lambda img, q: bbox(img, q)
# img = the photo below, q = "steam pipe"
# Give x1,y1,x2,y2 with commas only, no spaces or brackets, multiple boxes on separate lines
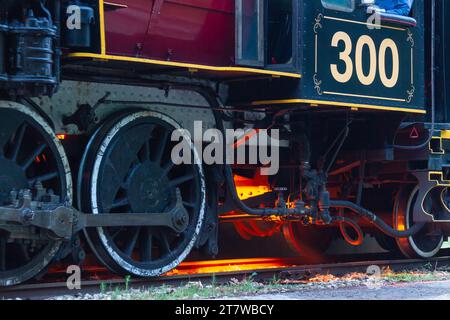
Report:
223,164,307,216
204,89,308,217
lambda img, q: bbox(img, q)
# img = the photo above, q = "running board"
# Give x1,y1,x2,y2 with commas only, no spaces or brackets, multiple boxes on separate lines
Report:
0,189,189,240
413,171,450,223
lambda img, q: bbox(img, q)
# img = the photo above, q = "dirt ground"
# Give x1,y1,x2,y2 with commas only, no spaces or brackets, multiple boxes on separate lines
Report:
231,280,450,300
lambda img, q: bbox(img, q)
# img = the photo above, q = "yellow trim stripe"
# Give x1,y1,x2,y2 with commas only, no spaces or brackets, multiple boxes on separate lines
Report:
251,99,426,114
76,2,300,79
323,15,406,31
66,53,302,78
323,91,406,102
441,130,450,140
429,171,450,187
99,0,106,55
429,135,445,155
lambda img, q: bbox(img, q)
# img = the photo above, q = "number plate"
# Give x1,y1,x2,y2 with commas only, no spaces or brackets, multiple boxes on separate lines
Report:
304,12,422,111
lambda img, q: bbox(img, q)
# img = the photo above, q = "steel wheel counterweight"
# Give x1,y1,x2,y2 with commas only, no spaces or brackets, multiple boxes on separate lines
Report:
0,102,72,287
79,111,206,277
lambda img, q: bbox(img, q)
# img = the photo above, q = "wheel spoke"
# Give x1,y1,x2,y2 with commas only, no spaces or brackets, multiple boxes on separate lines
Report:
154,130,169,165
19,244,30,262
140,228,153,262
10,123,27,162
124,227,141,257
0,117,23,154
140,140,150,163
110,197,129,210
168,174,194,188
183,201,196,208
28,171,58,185
99,162,134,211
100,128,153,208
160,161,175,179
21,143,47,171
159,232,171,254
110,227,124,240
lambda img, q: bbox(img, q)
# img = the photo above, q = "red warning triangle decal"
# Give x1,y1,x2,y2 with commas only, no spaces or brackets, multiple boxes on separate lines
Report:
410,127,419,139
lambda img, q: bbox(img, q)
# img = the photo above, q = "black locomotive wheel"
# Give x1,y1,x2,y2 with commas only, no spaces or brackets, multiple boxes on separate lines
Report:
282,223,333,259
79,111,206,277
394,186,444,258
0,101,72,286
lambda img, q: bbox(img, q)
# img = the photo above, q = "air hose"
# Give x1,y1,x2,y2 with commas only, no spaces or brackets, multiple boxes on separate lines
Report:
329,200,425,238
334,216,364,246
224,164,307,216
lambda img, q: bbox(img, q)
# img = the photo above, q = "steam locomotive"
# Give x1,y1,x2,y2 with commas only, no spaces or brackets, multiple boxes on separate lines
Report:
0,0,448,286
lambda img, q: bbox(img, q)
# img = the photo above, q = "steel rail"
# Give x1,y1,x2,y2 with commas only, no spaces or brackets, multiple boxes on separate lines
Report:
1,255,450,300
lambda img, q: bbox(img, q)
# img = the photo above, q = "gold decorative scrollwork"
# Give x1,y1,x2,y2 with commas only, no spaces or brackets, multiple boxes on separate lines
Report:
406,84,415,103
313,74,323,95
407,29,414,48
314,13,323,34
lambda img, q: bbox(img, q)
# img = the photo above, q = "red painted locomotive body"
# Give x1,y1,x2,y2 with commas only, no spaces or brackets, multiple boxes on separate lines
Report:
104,0,235,66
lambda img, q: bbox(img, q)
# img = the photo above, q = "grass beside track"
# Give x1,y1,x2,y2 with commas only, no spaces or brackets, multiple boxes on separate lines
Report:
51,266,450,300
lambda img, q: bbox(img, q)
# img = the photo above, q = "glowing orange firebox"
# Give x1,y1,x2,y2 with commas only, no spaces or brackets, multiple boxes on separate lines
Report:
234,173,272,201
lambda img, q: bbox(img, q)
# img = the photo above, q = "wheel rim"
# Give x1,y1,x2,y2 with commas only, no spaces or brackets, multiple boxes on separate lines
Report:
80,111,205,277
0,101,71,286
395,186,444,258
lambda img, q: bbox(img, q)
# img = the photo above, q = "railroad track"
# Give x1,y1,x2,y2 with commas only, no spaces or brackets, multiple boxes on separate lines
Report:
1,255,450,300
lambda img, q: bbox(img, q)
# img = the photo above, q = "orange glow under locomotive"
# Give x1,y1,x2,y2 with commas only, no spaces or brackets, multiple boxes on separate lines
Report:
233,173,271,201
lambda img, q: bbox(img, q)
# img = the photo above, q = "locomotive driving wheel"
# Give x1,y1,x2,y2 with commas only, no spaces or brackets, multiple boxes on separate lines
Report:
394,186,444,258
282,223,333,259
79,111,206,277
0,101,72,286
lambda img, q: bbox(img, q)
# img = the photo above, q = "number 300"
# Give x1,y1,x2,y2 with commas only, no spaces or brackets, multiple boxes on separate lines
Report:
330,31,399,88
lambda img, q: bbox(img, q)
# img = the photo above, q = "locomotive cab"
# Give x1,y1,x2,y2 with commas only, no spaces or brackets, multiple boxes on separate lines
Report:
63,0,426,116
230,0,426,115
